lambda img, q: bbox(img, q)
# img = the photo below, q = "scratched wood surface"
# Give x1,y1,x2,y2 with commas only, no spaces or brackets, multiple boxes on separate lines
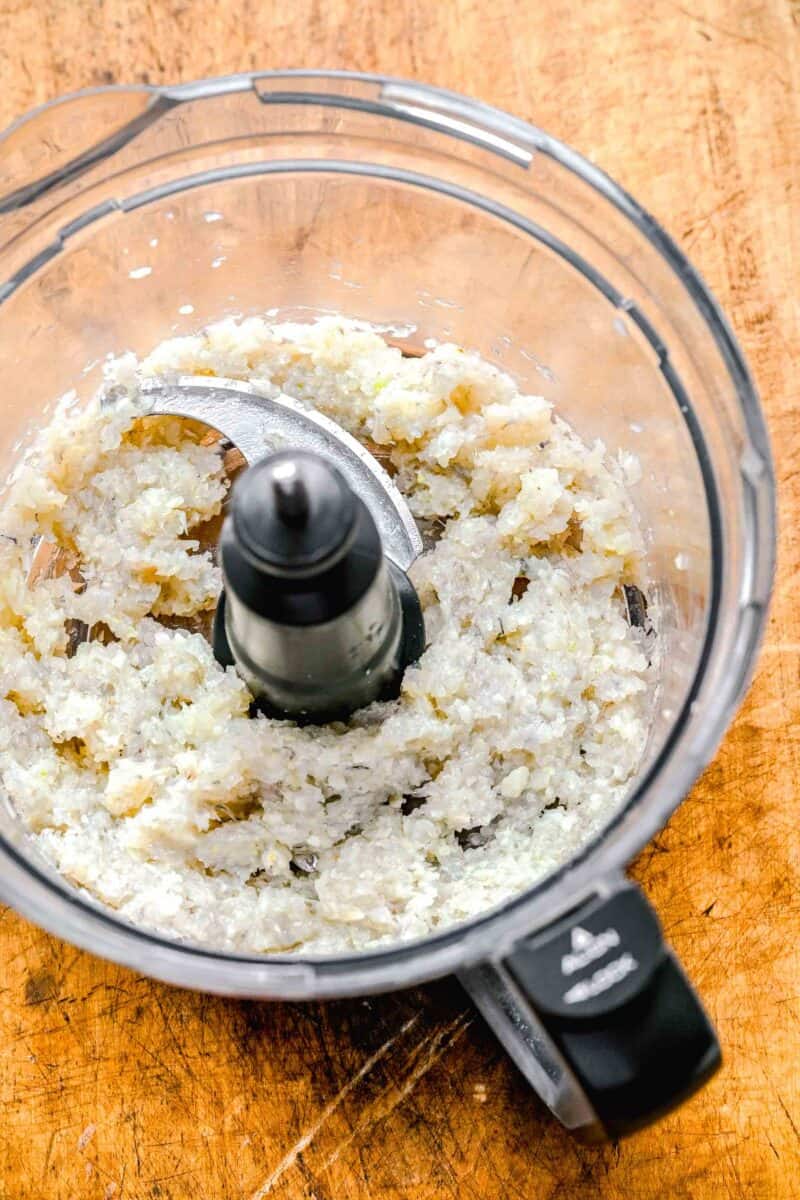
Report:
0,1,798,1197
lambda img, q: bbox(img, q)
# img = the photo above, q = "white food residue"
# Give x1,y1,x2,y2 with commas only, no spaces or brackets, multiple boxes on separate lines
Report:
0,317,653,955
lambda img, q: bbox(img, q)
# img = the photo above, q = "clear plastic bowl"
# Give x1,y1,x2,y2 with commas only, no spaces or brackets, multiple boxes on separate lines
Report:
0,71,776,1134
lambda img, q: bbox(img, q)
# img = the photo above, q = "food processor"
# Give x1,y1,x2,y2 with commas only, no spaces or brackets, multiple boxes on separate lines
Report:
0,70,776,1137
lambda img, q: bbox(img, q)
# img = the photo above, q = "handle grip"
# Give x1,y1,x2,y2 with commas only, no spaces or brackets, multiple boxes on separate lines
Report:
460,877,720,1137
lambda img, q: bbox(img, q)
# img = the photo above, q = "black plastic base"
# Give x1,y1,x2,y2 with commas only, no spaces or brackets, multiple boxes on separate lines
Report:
211,590,235,669
387,558,427,672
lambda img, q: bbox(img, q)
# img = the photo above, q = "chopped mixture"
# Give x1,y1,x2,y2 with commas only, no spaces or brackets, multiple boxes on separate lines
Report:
0,317,653,954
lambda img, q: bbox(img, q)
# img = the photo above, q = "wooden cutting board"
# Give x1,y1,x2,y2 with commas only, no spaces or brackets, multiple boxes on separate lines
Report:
0,2,797,1197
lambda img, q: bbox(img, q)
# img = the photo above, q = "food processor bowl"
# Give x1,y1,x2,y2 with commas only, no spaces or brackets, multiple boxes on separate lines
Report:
0,72,775,1136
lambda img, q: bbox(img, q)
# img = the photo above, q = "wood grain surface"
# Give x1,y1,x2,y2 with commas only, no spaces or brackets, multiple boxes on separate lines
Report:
0,2,798,1197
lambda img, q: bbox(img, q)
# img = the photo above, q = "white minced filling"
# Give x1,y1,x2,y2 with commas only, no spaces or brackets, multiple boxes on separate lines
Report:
0,317,652,954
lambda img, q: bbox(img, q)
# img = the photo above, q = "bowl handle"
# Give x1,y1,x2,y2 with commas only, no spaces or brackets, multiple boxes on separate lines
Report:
458,875,720,1138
